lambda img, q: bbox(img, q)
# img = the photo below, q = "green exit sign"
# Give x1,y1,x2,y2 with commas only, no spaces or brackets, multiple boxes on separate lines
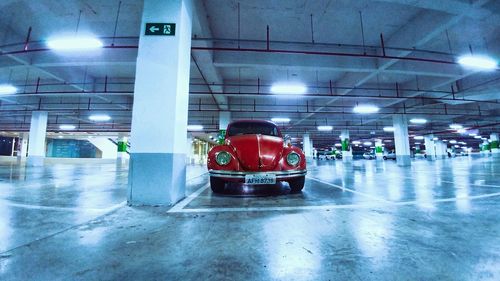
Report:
145,23,176,36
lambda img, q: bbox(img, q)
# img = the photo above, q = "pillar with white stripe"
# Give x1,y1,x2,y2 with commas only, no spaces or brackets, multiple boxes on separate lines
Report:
27,111,48,166
392,115,411,166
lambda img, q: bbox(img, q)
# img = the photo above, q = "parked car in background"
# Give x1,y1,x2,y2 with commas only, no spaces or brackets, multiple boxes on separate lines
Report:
207,120,307,193
383,152,397,160
363,152,376,159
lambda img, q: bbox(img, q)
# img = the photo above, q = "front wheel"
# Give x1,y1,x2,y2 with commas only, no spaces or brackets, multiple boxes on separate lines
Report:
288,176,305,193
210,177,225,193
383,156,387,160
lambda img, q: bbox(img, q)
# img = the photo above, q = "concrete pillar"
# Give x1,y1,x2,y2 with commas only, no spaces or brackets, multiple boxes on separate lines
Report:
340,129,352,162
424,135,436,160
117,135,129,162
303,134,312,160
490,133,499,157
128,0,193,206
481,140,491,156
17,133,29,161
27,111,48,166
415,144,421,156
435,140,446,159
186,134,193,164
10,138,16,156
375,139,383,160
392,115,411,166
218,111,231,144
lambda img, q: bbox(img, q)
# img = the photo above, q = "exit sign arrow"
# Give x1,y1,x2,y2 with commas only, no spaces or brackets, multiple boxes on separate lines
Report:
149,26,160,33
145,23,176,36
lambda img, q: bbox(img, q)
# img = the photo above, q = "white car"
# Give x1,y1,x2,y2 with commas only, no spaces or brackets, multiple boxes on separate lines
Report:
363,152,375,159
383,152,397,160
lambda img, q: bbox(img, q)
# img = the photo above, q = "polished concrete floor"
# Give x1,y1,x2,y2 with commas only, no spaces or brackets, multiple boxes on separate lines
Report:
0,156,499,280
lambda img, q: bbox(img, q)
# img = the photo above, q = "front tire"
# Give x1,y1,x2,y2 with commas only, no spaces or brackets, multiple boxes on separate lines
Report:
383,156,387,160
210,177,225,193
288,176,305,193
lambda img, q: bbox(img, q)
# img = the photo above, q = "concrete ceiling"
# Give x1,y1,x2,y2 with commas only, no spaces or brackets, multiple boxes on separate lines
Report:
0,0,499,148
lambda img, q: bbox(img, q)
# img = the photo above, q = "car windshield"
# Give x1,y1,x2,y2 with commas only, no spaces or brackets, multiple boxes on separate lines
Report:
227,122,280,137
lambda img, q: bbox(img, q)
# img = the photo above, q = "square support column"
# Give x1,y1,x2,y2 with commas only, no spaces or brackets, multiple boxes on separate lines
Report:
27,111,48,166
17,132,29,161
392,115,411,166
303,134,312,160
424,135,436,160
340,129,352,162
491,133,499,157
128,0,193,206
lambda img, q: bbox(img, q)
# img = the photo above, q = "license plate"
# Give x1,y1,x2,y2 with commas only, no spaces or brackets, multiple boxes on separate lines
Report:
244,174,276,185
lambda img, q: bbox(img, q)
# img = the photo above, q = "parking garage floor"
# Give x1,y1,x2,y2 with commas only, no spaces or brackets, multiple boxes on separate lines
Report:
0,157,499,280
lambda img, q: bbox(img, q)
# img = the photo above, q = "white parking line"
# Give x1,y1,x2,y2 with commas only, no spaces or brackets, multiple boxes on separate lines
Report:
0,200,127,212
168,183,210,213
306,176,393,203
171,191,500,213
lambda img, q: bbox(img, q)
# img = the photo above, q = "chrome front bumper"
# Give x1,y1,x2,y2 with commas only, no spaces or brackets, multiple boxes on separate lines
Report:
209,169,307,180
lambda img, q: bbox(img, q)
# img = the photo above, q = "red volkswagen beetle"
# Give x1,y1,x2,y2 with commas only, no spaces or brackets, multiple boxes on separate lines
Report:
207,120,307,193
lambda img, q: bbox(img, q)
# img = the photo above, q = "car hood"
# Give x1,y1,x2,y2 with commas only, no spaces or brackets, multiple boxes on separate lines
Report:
226,134,283,171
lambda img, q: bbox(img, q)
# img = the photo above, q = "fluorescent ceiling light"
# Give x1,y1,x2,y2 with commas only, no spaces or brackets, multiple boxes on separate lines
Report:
317,125,333,131
410,118,427,124
457,129,466,134
433,137,439,141
449,140,457,144
353,105,379,114
88,114,111,122
457,55,497,71
363,141,372,146
474,136,482,139
0,84,17,95
383,126,395,132
352,141,361,145
442,140,448,142
271,117,290,123
415,142,421,145
449,124,463,130
469,133,477,136
334,143,342,147
414,136,424,140
187,125,203,131
59,124,76,130
270,82,307,95
47,36,104,51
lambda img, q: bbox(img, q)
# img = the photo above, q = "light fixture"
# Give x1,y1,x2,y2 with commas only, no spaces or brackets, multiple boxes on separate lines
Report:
88,114,111,122
414,136,424,140
410,118,427,124
469,133,477,136
433,137,439,141
47,36,104,51
449,124,463,130
449,140,457,144
457,55,497,71
59,125,76,130
363,141,372,146
353,105,379,114
383,126,395,132
474,136,482,139
352,141,361,145
457,129,466,134
442,140,448,142
271,117,291,123
0,84,17,95
454,145,460,148
317,125,333,131
334,143,342,147
187,125,203,131
270,82,307,95
415,142,421,145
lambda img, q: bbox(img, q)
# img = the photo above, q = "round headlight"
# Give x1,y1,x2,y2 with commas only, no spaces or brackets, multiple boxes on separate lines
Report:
215,151,231,166
286,152,300,166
